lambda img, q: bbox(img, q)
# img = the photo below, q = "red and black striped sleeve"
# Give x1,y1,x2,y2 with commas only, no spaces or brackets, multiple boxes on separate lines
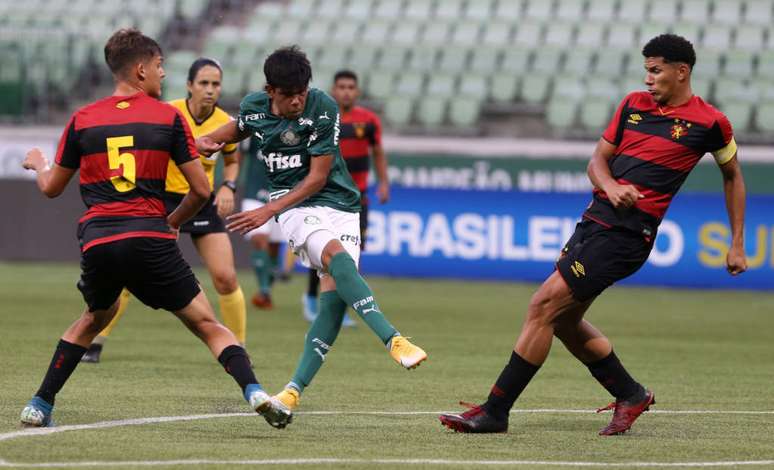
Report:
601,94,634,147
170,109,199,166
370,112,383,146
54,113,81,169
706,112,737,165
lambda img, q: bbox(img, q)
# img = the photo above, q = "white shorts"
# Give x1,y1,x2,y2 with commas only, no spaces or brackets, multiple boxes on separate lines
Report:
241,199,284,243
278,206,361,274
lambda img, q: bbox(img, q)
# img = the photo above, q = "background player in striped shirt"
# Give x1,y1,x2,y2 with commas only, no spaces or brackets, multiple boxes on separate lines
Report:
19,29,290,429
440,34,747,435
81,58,248,363
302,70,390,325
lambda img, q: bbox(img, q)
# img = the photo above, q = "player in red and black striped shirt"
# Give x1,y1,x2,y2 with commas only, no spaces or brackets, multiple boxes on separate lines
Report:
19,29,290,429
441,34,747,436
302,70,390,324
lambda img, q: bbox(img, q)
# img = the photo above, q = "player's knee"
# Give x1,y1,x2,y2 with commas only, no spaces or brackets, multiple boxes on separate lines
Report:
212,270,238,294
526,291,557,325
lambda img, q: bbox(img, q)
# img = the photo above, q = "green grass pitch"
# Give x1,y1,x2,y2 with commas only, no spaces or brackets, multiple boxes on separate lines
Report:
0,262,772,469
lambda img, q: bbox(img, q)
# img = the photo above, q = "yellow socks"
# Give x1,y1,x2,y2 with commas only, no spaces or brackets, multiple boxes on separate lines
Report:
218,286,246,344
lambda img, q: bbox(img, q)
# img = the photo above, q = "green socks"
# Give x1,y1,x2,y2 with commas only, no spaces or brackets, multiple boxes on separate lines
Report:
251,250,273,294
328,252,398,344
289,291,347,392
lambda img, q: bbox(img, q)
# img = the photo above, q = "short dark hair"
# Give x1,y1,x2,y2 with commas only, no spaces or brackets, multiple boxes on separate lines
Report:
642,33,696,69
264,45,312,94
188,57,222,83
333,69,358,84
104,28,162,77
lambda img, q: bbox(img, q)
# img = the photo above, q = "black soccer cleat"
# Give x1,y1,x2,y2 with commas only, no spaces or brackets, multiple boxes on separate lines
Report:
439,402,508,433
80,343,102,363
597,389,656,436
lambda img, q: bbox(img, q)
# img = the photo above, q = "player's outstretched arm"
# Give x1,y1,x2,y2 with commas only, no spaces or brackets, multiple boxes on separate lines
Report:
719,154,747,276
226,154,334,234
197,121,251,157
22,148,75,198
587,138,643,208
168,159,211,230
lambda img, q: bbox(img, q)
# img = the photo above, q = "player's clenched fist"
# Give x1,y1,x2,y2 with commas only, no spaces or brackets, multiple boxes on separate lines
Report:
22,148,50,172
604,183,644,209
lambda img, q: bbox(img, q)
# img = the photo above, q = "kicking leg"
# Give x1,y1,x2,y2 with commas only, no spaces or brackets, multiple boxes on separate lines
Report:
82,288,132,363
172,290,290,429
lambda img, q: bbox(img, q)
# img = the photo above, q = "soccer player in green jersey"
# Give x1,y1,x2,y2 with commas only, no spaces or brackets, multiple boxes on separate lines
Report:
197,46,428,413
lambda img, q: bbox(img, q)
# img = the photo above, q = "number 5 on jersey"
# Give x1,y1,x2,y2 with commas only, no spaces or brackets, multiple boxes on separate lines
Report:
107,136,136,192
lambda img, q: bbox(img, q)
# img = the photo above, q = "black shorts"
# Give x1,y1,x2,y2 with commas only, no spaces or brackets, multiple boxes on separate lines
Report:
164,192,226,237
556,219,654,302
77,237,201,312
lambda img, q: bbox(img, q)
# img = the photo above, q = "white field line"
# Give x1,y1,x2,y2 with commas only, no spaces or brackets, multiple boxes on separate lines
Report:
2,408,773,443
1,458,774,468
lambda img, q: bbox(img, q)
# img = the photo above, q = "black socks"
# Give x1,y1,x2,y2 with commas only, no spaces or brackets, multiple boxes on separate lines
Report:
36,339,88,405
483,351,541,420
218,345,258,393
586,350,644,401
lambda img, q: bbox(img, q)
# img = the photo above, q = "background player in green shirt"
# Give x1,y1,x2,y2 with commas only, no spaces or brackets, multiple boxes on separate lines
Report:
241,136,284,309
197,46,428,414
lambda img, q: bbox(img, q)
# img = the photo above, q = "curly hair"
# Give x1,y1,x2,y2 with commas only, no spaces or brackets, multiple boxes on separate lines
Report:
104,28,162,77
642,34,696,69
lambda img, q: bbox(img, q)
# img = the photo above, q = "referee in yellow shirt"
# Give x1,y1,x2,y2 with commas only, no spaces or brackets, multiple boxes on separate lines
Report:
82,58,247,362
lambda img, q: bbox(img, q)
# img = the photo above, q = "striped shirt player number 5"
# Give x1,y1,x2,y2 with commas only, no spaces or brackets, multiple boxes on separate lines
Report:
106,135,136,192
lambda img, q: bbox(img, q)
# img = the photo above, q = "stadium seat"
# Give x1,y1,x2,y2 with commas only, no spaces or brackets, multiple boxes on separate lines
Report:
617,0,648,22
692,49,722,79
464,0,496,21
390,21,422,46
374,0,404,19
702,28,732,50
332,22,362,44
718,102,752,132
594,49,627,78
648,0,679,23
579,99,613,129
586,0,617,21
407,46,440,72
252,2,284,21
743,0,774,25
448,97,482,127
375,46,410,71
514,23,543,47
544,23,575,47
458,74,489,100
606,23,638,49
395,72,425,97
723,50,755,79
575,23,606,47
562,48,596,75
546,98,578,129
405,0,434,20
365,70,395,99
710,0,742,25
757,50,774,79
273,19,305,45
679,0,710,23
435,0,465,20
482,21,514,46
361,20,392,45
384,96,413,126
417,97,448,127
490,75,520,102
500,47,531,75
639,22,668,45
531,48,563,75
733,25,765,51
756,103,774,131
422,22,451,45
451,22,482,45
524,0,552,20
317,0,347,19
348,45,379,70
519,75,551,104
493,0,524,20
311,67,336,92
587,79,621,100
302,21,332,44
344,0,374,19
714,77,759,104
316,47,350,71
621,75,646,94
438,48,471,73
556,0,585,20
179,0,207,19
470,48,500,73
221,66,245,98
624,50,646,76
552,77,586,102
670,23,701,45
426,74,457,97
691,78,712,98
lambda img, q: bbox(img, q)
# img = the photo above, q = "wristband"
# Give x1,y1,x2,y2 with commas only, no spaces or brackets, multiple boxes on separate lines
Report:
221,180,237,193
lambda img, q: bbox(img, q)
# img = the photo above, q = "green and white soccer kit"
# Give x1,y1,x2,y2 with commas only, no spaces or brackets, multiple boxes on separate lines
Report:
241,137,283,242
237,88,362,270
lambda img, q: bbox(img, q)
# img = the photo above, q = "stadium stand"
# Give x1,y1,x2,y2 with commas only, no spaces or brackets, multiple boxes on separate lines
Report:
3,0,774,141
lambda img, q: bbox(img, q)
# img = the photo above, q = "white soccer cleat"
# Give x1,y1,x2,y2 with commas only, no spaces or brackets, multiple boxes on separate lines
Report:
247,386,293,429
20,397,54,427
